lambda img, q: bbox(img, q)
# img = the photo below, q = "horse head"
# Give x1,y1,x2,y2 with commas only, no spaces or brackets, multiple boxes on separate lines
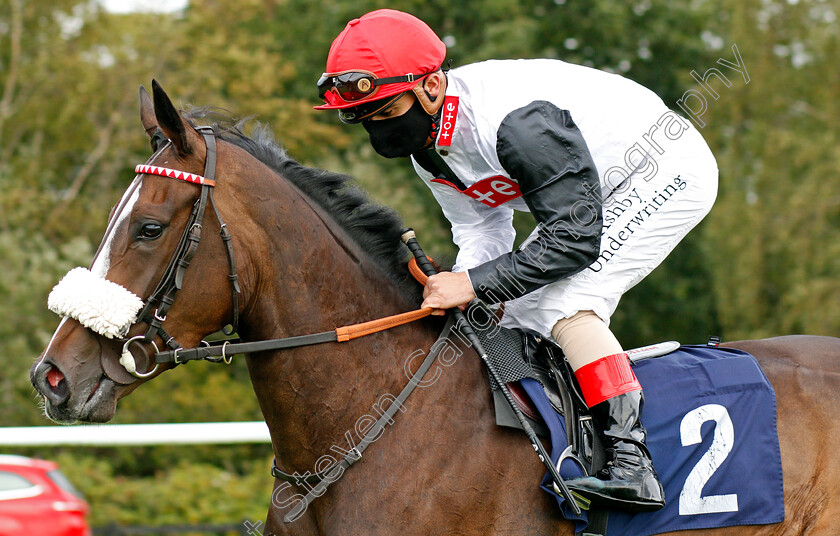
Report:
31,81,245,423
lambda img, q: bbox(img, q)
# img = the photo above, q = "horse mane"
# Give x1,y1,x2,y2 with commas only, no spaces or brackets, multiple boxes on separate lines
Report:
184,109,422,303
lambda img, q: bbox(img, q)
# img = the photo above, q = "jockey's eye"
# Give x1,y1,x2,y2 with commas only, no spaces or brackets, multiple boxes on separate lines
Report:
138,223,164,240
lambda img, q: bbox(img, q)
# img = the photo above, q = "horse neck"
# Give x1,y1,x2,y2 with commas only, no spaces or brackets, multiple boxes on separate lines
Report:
235,163,421,338
231,160,443,470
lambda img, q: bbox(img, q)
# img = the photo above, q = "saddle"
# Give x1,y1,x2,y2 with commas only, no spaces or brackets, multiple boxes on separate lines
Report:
470,304,682,535
471,304,679,476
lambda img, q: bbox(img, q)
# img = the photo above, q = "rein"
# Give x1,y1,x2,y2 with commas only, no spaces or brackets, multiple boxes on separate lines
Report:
154,304,434,365
154,256,437,366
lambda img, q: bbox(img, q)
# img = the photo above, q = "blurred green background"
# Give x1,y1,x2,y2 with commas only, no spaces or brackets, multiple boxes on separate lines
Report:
1,0,838,527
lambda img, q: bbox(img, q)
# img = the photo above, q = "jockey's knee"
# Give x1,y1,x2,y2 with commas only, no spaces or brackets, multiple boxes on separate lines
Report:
551,310,623,371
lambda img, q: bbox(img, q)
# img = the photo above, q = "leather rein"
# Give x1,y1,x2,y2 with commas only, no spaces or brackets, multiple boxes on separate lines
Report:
153,256,436,366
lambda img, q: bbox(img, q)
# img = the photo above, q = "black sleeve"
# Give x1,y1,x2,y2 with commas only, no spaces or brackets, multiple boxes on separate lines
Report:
468,101,603,304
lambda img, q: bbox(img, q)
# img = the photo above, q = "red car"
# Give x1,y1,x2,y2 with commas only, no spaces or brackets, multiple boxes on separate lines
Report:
0,455,90,536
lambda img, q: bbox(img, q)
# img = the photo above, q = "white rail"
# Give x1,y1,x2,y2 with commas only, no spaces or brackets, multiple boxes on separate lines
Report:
0,422,271,446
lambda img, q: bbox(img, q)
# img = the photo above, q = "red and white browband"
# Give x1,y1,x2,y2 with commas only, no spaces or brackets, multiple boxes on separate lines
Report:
135,164,216,187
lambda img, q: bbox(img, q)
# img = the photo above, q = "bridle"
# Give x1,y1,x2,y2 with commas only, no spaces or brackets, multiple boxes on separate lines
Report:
120,126,241,378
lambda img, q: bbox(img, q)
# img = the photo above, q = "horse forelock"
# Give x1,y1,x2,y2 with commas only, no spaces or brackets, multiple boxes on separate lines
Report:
183,110,422,303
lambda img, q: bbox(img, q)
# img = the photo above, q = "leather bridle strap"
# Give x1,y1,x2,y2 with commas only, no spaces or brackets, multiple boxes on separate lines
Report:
199,129,242,336
154,306,433,365
273,313,456,523
135,128,241,352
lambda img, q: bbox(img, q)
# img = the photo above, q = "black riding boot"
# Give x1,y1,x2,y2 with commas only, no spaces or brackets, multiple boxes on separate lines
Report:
567,390,665,512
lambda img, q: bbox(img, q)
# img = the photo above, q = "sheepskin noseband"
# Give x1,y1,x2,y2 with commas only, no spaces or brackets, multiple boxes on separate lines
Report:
48,267,144,339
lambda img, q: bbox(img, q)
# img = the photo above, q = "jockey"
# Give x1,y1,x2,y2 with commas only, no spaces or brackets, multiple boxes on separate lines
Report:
315,9,718,512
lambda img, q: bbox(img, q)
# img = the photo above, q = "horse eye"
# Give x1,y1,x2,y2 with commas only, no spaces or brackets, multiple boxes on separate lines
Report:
138,223,163,240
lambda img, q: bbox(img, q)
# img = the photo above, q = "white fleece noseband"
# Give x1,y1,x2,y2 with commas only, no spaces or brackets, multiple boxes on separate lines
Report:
48,267,145,339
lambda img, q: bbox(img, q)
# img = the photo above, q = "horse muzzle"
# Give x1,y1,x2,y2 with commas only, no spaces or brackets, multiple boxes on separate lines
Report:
31,355,119,424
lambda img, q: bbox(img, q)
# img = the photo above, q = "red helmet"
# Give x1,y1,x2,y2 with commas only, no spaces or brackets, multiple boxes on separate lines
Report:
315,9,446,111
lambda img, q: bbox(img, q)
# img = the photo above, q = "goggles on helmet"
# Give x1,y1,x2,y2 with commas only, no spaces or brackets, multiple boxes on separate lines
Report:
317,69,430,104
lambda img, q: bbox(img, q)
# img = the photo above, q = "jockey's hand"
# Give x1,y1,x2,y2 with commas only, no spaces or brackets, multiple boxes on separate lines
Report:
421,271,476,316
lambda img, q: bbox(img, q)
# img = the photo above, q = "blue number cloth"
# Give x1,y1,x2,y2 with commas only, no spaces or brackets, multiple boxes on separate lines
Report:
521,344,784,535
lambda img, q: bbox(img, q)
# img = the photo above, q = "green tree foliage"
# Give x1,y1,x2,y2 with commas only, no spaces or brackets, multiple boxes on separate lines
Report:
698,0,840,339
1,0,839,527
52,452,273,527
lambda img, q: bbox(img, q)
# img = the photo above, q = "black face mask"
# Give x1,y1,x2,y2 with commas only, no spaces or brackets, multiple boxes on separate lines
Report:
362,98,433,158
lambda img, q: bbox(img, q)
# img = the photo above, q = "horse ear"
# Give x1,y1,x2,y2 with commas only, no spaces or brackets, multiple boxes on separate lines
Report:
151,79,201,156
139,86,158,139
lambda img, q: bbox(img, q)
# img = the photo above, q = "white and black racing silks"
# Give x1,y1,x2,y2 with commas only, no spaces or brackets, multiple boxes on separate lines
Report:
413,100,603,304
410,58,681,304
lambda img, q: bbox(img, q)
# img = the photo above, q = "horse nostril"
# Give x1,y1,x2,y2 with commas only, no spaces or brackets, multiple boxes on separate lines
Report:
36,363,71,406
47,367,64,388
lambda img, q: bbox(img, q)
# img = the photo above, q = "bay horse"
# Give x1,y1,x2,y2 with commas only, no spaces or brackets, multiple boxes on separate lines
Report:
31,81,840,535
